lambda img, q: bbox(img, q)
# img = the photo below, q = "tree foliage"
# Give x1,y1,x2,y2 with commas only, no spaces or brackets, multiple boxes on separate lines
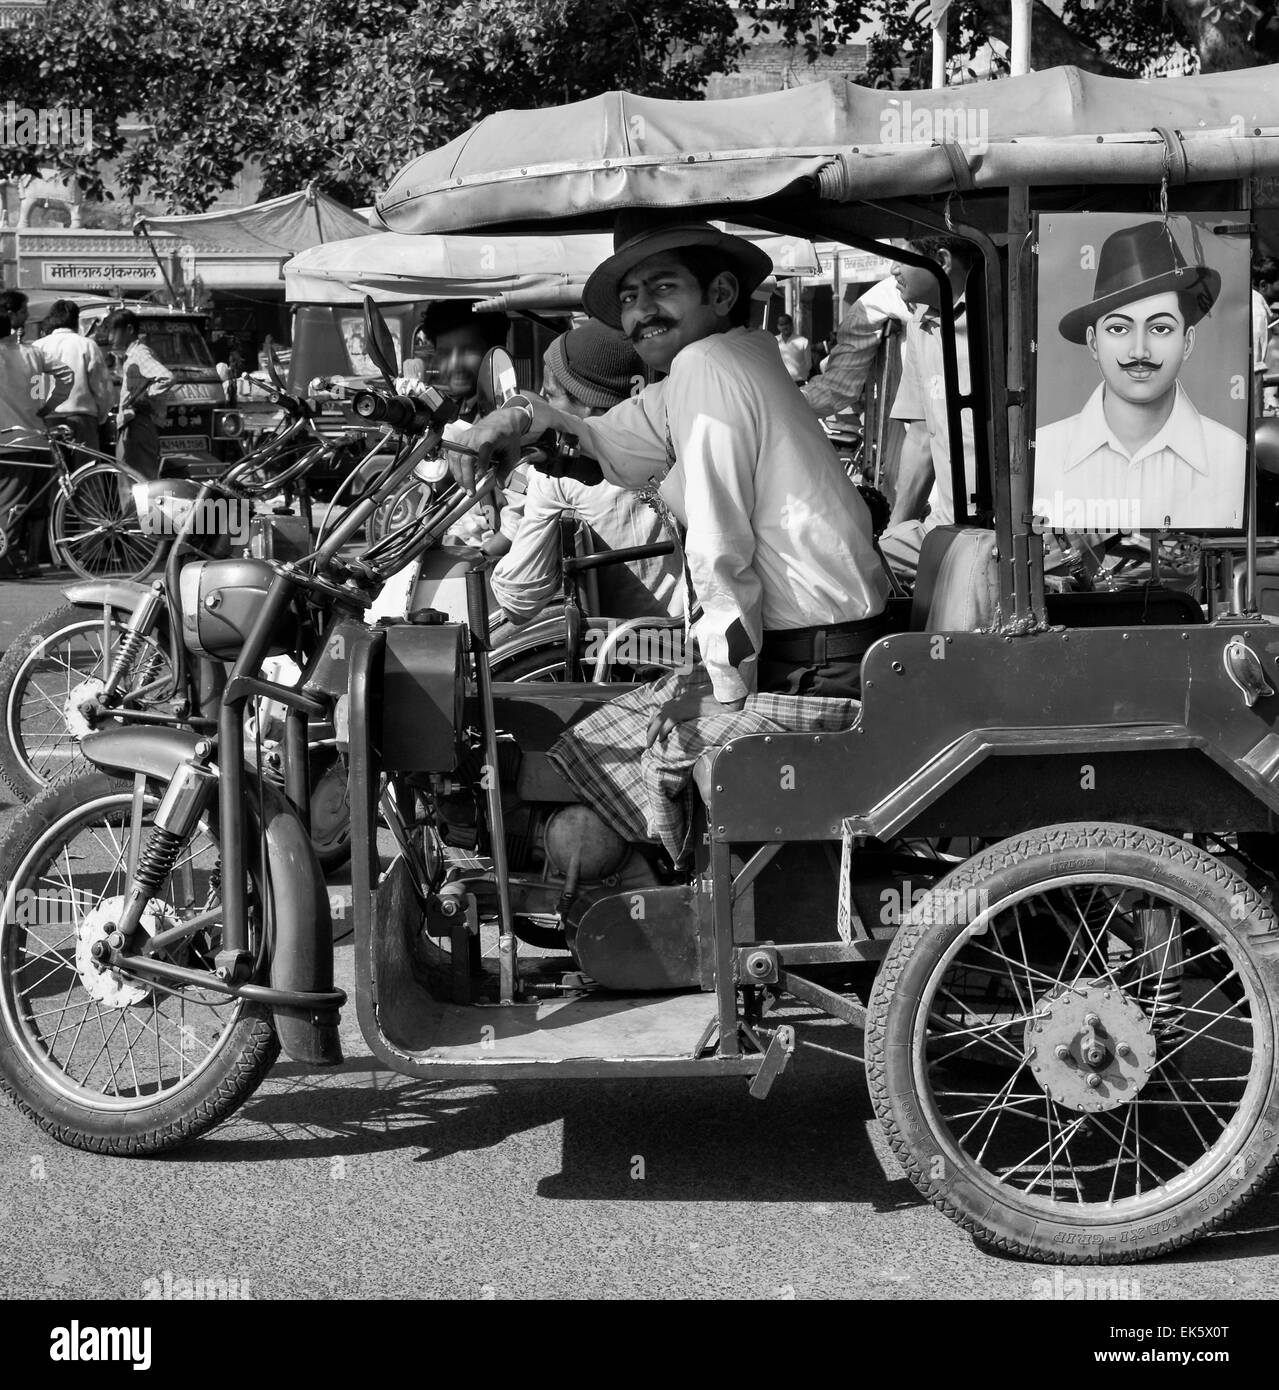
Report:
0,0,743,211
0,0,1274,214
745,0,1279,85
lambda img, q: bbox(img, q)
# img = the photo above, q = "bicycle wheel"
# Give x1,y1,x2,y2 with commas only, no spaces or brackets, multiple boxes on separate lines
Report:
51,462,163,581
0,605,173,800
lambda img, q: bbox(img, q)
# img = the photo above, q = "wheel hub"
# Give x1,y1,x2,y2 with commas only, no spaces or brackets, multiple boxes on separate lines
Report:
74,896,170,1008
62,678,106,739
1025,981,1156,1113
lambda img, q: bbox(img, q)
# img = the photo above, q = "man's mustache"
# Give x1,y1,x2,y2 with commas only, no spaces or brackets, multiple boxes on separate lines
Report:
629,317,675,344
1117,358,1162,369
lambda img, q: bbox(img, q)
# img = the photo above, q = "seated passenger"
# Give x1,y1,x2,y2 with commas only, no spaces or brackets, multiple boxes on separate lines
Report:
461,215,891,711
491,319,684,626
457,217,889,860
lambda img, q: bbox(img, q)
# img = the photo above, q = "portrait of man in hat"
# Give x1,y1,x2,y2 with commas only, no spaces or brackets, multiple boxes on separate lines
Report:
1034,215,1248,532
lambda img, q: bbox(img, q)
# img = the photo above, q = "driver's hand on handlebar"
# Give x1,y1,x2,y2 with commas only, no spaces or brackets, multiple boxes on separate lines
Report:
447,408,528,495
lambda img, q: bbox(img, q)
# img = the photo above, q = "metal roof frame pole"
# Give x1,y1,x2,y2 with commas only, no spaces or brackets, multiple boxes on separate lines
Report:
931,1,949,88
131,218,179,307
1010,0,1033,76
1006,185,1044,627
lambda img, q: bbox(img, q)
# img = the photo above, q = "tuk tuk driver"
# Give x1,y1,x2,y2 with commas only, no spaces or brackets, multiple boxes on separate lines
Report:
456,214,891,744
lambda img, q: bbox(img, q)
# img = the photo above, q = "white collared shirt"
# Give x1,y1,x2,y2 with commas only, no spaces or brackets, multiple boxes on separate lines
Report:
1034,381,1246,531
570,327,890,702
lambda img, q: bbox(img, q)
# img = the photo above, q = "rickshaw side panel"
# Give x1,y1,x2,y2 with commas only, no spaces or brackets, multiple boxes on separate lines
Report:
708,625,1279,842
345,626,766,1081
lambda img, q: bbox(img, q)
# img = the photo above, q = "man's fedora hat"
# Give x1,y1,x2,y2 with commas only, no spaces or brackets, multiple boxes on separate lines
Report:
583,209,773,329
1058,220,1220,344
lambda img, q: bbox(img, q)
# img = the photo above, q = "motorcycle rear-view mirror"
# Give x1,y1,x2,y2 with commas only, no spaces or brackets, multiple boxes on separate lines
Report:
263,337,286,392
362,295,399,388
476,347,519,416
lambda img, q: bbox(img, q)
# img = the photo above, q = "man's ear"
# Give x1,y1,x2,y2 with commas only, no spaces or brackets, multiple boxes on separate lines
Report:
708,270,740,318
1183,324,1196,359
1085,325,1099,362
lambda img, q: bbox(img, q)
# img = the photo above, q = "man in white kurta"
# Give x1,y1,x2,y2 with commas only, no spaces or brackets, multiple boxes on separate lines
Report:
458,219,890,732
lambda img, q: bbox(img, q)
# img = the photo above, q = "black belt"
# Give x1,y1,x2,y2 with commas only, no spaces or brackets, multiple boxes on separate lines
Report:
760,612,888,665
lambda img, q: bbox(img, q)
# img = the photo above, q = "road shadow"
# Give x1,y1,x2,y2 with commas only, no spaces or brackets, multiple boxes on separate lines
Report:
182,1028,924,1212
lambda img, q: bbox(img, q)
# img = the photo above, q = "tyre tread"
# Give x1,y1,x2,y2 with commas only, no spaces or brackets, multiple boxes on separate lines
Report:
865,821,1279,1263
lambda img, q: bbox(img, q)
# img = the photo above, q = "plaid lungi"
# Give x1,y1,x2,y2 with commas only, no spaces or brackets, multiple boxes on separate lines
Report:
547,667,858,861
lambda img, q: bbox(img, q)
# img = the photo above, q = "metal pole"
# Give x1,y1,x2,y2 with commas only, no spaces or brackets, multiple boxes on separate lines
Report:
1010,0,1033,75
932,8,948,88
132,219,179,306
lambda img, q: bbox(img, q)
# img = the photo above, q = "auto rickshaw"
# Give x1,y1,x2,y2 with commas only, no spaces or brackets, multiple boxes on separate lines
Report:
5,63,1279,1266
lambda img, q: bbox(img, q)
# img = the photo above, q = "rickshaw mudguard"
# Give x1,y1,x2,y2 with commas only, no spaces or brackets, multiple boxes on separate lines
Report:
78,728,343,1067
345,626,763,1081
706,623,1279,843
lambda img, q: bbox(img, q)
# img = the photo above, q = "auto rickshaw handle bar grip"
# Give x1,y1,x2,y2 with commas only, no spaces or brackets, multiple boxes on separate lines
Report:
564,541,675,574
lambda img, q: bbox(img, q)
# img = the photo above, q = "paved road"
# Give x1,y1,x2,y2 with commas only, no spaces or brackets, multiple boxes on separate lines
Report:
0,568,1277,1301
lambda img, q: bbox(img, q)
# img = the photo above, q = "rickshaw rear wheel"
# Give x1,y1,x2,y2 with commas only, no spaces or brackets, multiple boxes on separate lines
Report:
866,822,1279,1263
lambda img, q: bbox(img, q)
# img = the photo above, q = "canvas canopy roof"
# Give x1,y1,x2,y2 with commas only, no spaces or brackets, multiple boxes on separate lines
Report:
283,228,818,306
140,187,372,255
376,64,1279,235
284,230,613,305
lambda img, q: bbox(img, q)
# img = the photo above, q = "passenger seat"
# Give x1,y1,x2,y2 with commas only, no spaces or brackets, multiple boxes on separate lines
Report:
909,525,999,632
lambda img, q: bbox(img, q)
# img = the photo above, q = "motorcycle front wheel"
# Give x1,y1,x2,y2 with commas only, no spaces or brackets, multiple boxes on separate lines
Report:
0,605,173,801
0,768,279,1154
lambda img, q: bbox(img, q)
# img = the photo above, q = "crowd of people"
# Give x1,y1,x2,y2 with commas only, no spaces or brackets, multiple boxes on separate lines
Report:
0,292,175,576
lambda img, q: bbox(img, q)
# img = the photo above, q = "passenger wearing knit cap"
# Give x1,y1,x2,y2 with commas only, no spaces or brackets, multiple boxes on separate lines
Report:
491,321,684,626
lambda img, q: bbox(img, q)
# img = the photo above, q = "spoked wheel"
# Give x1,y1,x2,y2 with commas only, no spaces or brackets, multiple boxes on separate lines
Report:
866,822,1279,1263
0,606,173,800
51,462,162,580
0,769,278,1153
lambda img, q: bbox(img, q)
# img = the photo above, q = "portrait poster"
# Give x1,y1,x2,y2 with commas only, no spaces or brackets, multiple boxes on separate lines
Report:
1033,212,1250,533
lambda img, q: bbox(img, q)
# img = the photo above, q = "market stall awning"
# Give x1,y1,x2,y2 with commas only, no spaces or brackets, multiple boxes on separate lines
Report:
140,187,371,255
375,64,1279,234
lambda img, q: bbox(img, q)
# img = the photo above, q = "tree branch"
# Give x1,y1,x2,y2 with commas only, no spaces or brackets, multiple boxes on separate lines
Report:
965,0,1128,76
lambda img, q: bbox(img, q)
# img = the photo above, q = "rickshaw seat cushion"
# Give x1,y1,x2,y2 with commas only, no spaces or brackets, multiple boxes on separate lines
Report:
911,525,999,632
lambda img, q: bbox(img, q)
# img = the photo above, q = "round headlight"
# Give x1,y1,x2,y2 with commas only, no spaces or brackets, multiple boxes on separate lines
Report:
214,410,244,439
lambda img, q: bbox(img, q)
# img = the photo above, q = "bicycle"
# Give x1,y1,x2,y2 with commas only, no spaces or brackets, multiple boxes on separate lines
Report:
0,408,162,581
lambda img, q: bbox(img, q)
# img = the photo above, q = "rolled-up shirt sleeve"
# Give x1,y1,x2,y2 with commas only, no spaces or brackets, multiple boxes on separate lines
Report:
490,472,565,624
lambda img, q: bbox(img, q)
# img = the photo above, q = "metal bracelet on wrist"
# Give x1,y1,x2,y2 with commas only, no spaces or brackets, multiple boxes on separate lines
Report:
505,394,535,435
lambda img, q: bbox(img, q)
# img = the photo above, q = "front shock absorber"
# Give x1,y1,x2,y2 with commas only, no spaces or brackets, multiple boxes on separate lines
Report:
114,741,219,941
101,582,166,702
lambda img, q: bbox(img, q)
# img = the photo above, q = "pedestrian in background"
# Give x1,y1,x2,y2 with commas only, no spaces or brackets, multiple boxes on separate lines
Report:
0,308,73,575
107,309,174,479
35,300,111,454
774,312,812,385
